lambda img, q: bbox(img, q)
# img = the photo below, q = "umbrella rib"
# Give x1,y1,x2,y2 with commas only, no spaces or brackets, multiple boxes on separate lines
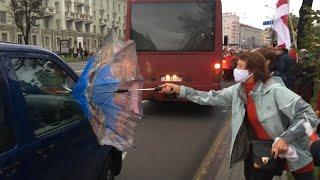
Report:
103,113,135,141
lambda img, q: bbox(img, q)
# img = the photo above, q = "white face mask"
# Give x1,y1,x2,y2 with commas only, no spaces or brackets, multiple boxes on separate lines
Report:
233,69,253,83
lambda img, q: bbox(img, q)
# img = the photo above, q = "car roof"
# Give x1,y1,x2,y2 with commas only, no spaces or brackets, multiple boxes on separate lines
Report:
0,42,58,57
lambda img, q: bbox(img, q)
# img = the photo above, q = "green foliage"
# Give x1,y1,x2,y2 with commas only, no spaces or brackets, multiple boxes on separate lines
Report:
299,8,320,53
297,8,320,80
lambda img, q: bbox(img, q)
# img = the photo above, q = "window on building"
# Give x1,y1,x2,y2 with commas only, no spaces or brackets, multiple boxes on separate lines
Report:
10,58,84,137
113,1,115,10
45,36,50,49
0,80,16,154
57,37,61,50
77,6,82,14
93,25,96,34
44,18,50,29
87,39,90,49
118,4,120,12
107,14,109,22
85,24,90,33
56,19,61,29
69,38,73,48
100,26,105,34
76,23,82,32
66,21,73,31
66,4,70,12
44,0,49,7
17,34,23,44
0,11,6,24
100,10,103,18
85,7,89,15
55,2,60,13
94,39,97,49
1,33,8,42
32,35,37,45
94,11,96,20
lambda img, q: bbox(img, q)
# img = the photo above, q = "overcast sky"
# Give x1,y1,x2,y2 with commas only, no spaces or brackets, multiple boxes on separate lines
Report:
222,0,320,29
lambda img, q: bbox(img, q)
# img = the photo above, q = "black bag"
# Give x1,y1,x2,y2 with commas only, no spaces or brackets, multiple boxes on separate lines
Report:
250,140,286,176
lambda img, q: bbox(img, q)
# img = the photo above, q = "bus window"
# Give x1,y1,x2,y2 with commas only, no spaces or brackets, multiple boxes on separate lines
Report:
131,2,215,52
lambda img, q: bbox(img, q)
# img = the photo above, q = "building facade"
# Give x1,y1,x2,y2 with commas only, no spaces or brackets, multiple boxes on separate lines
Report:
0,0,127,53
262,28,274,47
239,24,264,49
222,13,240,46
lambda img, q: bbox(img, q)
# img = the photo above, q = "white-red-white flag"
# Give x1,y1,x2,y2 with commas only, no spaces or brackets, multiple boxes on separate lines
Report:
274,0,291,48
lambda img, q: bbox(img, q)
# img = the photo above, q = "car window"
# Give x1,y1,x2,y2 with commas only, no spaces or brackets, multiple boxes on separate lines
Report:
0,78,16,154
10,58,85,137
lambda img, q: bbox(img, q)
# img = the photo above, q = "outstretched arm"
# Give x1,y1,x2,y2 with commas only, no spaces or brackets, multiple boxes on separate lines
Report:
160,83,236,107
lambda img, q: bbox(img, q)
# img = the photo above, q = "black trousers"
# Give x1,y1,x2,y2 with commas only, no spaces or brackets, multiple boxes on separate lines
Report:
244,158,315,180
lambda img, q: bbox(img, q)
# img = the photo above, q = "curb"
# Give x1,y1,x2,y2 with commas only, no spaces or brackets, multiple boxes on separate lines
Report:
193,117,231,180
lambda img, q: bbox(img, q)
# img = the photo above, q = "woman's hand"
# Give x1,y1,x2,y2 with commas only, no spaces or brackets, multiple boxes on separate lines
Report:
159,83,180,95
272,138,288,159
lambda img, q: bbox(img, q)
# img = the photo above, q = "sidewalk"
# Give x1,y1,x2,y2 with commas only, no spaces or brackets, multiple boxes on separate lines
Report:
214,146,288,180
214,147,245,180
194,118,289,180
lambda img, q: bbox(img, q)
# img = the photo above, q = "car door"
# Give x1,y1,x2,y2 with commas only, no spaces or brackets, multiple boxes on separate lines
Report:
7,54,109,180
0,61,24,180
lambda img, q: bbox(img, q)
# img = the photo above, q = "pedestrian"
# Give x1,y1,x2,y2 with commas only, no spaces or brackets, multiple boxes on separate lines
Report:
160,51,318,180
289,47,298,62
79,47,84,59
256,48,285,85
73,47,77,58
274,45,295,89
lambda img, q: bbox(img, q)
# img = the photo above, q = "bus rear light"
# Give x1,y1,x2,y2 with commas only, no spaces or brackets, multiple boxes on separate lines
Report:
161,74,182,82
214,63,221,69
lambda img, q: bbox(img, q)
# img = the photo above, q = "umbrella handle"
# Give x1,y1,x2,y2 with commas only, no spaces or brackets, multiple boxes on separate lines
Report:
154,87,163,91
114,89,129,93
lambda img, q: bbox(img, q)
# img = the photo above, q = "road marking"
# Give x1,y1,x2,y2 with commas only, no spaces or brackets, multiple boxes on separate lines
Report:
193,116,231,180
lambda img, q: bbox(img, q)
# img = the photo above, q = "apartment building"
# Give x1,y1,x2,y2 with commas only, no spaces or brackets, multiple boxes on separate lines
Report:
239,24,264,49
0,0,127,53
222,13,240,45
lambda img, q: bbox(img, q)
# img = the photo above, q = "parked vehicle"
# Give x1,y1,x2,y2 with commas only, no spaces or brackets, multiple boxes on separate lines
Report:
0,43,122,180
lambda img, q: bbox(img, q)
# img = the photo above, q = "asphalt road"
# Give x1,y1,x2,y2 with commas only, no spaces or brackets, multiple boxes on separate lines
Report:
67,61,233,180
117,101,230,180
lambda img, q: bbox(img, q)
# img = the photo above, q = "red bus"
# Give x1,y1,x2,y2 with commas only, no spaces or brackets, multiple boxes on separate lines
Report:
126,0,223,100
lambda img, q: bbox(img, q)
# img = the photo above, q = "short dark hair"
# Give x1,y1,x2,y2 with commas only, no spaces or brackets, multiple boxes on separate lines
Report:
256,48,277,71
238,52,271,83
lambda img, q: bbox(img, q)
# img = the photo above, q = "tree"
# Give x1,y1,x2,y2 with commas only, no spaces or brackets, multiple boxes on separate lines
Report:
297,0,313,49
289,13,299,46
9,0,43,45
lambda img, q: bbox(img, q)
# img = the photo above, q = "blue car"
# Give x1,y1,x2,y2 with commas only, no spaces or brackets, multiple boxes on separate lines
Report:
0,43,122,180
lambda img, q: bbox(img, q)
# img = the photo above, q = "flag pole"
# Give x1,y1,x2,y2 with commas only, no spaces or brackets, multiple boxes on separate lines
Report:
288,0,299,61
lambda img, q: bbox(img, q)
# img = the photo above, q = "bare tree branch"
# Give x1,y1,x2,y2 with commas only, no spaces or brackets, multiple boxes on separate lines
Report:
9,0,44,45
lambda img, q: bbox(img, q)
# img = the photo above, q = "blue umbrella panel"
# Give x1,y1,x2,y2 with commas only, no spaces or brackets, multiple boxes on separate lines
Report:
73,30,144,151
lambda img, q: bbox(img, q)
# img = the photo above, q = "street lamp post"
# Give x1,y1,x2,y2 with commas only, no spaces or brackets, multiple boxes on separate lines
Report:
264,5,276,46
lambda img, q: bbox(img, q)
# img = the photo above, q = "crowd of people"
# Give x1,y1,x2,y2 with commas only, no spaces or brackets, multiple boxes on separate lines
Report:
222,46,315,105
160,47,320,180
70,46,93,59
